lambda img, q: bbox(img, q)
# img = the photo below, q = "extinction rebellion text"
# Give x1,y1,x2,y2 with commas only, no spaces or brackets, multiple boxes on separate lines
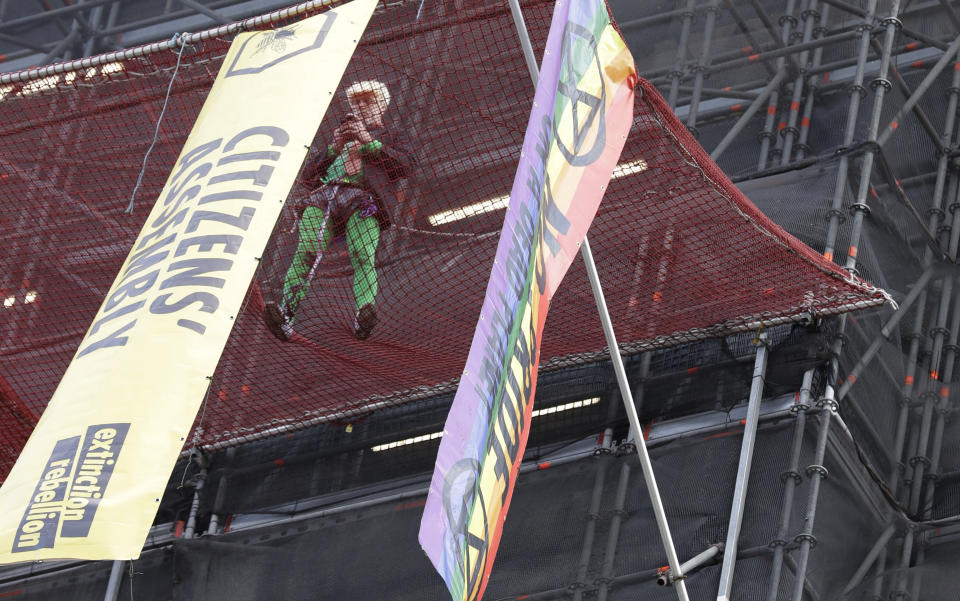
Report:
14,423,129,552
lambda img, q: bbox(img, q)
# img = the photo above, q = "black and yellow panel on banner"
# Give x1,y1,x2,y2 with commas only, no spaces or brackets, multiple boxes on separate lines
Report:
0,0,377,563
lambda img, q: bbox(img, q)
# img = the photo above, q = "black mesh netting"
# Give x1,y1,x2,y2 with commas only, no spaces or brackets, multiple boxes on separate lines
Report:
0,421,944,601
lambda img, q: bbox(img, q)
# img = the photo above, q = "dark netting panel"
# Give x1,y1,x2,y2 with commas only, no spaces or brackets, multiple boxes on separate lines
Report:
0,423,909,601
0,0,888,480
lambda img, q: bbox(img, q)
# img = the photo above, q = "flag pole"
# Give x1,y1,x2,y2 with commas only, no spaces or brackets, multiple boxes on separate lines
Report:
505,2,690,600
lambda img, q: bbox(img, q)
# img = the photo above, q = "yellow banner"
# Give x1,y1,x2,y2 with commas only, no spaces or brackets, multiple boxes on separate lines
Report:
0,0,376,563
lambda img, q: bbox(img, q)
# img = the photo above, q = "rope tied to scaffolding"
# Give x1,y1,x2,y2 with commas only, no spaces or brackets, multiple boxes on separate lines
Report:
125,33,189,215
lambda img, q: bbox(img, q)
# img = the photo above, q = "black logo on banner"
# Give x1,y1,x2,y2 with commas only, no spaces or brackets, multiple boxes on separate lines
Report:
555,21,607,166
12,424,130,553
225,12,336,77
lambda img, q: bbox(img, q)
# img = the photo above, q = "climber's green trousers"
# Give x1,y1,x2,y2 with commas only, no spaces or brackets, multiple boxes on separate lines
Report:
281,205,380,322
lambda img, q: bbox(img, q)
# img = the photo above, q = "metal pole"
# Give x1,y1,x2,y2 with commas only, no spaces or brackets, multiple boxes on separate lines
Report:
896,154,960,601
506,0,539,86
781,0,819,164
716,333,769,601
789,384,837,601
596,460,630,601
102,559,124,601
505,5,690,601
875,39,945,152
819,0,951,51
939,0,960,29
876,34,960,147
686,0,721,134
908,279,953,514
668,0,697,110
81,0,105,57
676,86,763,101
758,0,797,170
571,436,611,601
795,4,829,159
843,0,902,274
836,266,937,400
783,554,823,601
580,237,691,601
921,290,960,518
183,465,208,539
710,69,789,162
841,522,897,595
724,0,778,78
765,369,813,601
658,543,722,585
822,0,878,263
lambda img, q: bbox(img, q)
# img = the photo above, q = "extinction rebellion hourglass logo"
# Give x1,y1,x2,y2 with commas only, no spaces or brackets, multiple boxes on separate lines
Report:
13,424,129,552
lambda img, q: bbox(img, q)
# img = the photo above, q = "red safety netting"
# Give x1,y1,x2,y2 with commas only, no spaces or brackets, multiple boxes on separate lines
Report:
0,0,887,480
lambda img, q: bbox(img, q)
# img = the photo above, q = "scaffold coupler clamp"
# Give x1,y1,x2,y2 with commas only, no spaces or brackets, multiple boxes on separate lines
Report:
615,438,636,457
655,564,686,587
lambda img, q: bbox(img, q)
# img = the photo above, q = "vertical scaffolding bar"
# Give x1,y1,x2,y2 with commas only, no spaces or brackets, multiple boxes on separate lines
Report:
757,0,797,170
843,1,901,273
792,3,900,596
183,465,207,538
789,384,837,601
668,0,697,110
596,460,631,601
571,438,610,600
822,0,878,263
716,333,769,601
795,4,830,159
780,0,819,164
686,0,721,134
765,369,813,601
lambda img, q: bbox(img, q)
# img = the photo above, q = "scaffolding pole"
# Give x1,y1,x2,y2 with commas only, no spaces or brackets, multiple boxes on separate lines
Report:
506,4,690,600
596,460,630,601
822,0,877,261
876,34,960,148
716,333,769,601
102,560,124,601
710,69,789,162
790,2,896,598
765,369,813,601
789,384,837,601
667,0,697,110
780,0,820,164
571,434,611,601
795,3,830,159
836,265,937,400
758,0,798,170
686,0,721,134
841,522,897,595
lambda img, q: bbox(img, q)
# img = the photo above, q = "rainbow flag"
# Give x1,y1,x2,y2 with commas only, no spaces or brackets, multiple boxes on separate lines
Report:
418,2,636,600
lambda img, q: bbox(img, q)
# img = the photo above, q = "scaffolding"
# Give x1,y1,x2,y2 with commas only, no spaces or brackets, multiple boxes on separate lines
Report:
1,0,960,600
